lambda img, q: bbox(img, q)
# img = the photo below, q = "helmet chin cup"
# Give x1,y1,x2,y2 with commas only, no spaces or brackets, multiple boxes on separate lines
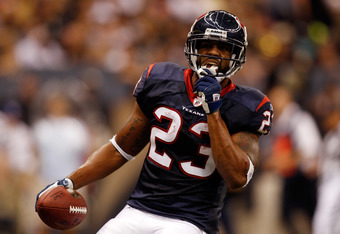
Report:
197,65,227,83
197,65,218,78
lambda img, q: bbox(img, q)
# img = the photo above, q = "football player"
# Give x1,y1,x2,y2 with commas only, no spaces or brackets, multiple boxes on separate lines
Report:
36,10,273,233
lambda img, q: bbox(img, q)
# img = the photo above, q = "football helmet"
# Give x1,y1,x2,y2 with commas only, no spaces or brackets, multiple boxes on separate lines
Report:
185,10,248,82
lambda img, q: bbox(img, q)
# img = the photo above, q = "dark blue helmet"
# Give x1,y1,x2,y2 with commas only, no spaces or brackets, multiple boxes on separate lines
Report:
185,10,248,80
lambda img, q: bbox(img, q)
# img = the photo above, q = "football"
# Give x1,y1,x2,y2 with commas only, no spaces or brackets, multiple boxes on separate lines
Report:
36,186,87,230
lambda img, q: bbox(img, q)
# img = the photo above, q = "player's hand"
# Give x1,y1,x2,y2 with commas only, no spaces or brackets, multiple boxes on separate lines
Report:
193,69,222,114
35,178,74,212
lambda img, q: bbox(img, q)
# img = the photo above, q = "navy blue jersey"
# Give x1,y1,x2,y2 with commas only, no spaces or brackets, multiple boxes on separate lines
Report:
127,62,273,233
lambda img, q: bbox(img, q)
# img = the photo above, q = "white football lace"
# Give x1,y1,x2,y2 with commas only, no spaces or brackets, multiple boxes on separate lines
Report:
69,206,87,214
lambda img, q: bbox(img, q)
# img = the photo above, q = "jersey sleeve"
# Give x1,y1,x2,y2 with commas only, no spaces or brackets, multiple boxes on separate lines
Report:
133,64,154,99
252,97,273,135
220,86,274,135
132,63,158,116
132,62,187,118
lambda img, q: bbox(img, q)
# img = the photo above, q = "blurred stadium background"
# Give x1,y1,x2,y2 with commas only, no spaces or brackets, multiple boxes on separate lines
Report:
0,0,339,233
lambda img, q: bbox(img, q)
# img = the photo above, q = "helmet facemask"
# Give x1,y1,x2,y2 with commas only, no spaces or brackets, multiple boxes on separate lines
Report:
184,10,248,82
185,37,246,82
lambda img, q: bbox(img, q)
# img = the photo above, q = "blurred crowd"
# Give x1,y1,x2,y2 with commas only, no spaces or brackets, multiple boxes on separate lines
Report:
0,0,340,233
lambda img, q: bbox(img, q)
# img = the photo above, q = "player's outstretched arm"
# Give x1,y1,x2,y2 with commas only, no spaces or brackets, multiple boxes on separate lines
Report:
68,142,127,190
35,102,150,210
207,111,260,190
68,102,150,189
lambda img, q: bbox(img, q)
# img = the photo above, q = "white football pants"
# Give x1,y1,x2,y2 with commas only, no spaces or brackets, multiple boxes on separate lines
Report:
97,204,207,234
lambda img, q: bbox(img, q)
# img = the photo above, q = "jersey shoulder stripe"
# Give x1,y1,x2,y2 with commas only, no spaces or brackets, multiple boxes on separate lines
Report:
228,85,270,113
146,63,157,79
146,62,187,81
256,95,270,112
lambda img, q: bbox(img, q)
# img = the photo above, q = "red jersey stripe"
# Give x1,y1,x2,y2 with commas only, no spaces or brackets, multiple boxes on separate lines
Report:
147,63,156,79
256,95,270,112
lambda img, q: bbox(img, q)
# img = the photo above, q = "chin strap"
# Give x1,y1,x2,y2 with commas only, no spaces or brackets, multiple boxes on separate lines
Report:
196,65,228,83
197,65,218,78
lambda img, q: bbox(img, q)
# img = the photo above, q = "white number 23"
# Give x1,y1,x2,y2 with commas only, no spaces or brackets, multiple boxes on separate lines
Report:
148,107,215,179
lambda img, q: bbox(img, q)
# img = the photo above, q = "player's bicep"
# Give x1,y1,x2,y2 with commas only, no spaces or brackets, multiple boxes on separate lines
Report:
115,101,151,156
231,131,260,170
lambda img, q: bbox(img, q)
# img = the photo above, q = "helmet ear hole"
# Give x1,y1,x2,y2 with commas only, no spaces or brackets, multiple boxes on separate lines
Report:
184,10,247,80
